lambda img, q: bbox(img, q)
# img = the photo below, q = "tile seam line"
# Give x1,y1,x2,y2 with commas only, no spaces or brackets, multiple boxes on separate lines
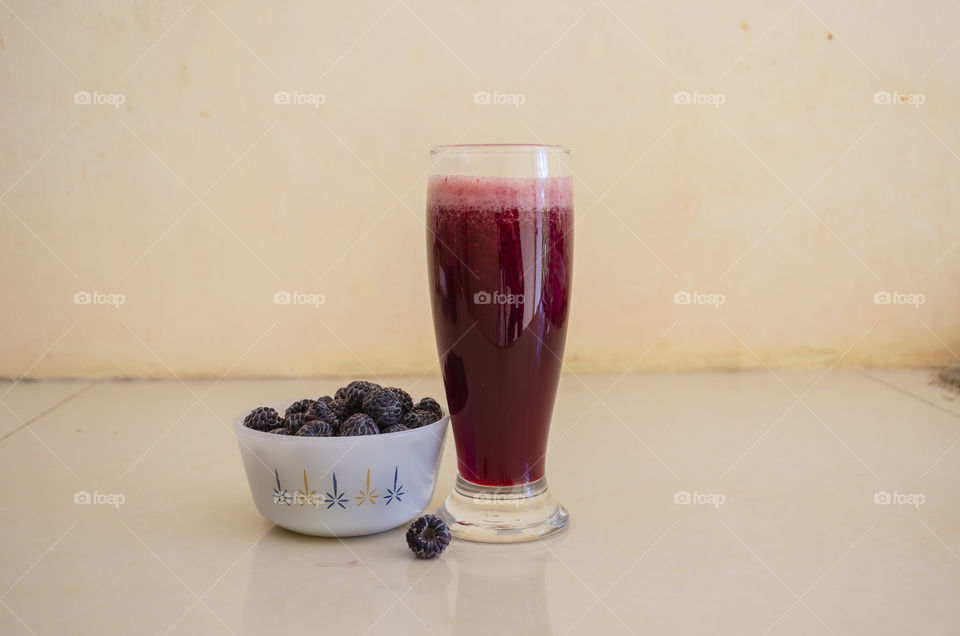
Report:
856,370,960,422
0,381,100,443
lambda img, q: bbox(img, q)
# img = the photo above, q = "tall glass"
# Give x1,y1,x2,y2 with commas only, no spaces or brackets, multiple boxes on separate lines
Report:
426,144,572,542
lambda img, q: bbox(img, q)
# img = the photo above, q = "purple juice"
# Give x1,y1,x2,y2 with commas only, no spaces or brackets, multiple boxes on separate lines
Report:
427,175,573,487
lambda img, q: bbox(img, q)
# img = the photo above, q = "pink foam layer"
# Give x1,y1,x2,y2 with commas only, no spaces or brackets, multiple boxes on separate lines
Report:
427,175,573,211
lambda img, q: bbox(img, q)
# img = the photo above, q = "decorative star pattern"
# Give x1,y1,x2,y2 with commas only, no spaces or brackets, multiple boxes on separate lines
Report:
294,469,320,507
384,466,404,505
325,473,348,509
272,468,402,510
273,468,291,506
355,468,379,506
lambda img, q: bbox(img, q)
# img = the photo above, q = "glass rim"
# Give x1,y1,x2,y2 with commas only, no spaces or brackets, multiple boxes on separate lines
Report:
430,144,570,155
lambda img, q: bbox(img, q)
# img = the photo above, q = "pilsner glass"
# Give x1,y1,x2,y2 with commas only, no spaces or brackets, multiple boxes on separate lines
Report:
426,144,572,542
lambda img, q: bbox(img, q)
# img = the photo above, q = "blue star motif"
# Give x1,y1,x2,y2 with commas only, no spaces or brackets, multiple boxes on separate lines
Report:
273,468,291,506
384,467,405,506
325,473,347,509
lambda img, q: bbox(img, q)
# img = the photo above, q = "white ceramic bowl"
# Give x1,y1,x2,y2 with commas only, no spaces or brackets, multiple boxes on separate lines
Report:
234,401,449,537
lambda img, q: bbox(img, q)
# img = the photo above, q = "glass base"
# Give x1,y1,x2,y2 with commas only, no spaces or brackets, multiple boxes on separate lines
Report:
436,476,569,543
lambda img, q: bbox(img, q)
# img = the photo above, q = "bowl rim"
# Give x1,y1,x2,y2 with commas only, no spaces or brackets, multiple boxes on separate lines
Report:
233,399,449,442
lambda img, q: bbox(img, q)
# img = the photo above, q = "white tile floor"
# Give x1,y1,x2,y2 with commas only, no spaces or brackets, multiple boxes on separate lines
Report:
0,370,957,635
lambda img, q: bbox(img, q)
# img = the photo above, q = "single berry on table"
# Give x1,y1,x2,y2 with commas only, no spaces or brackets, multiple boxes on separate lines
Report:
406,515,451,559
339,413,379,436
362,389,402,429
244,406,280,432
295,420,334,437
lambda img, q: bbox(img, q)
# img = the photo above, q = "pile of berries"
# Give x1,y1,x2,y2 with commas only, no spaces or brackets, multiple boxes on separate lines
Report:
242,381,445,437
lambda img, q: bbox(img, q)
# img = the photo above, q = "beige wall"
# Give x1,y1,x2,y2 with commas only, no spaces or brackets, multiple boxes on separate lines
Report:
1,0,958,379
